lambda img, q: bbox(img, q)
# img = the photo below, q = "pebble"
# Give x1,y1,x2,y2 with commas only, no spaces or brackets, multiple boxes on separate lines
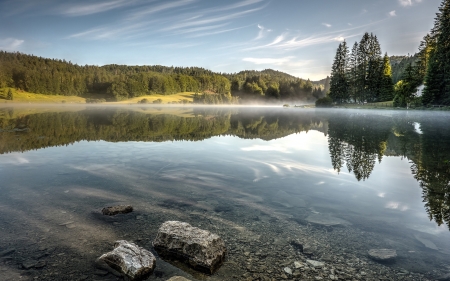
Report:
306,259,325,268
283,267,292,275
294,261,303,268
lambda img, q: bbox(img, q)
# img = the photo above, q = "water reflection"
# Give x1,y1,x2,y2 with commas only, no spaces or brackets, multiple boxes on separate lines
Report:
0,106,450,280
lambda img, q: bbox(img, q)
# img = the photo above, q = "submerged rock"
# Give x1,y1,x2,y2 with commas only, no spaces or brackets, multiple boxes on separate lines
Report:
102,205,133,216
153,221,226,274
414,234,438,250
306,260,324,268
98,240,156,281
367,249,397,262
166,277,192,281
305,213,351,227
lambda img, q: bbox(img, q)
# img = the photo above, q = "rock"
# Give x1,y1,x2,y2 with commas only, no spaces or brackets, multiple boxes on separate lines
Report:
305,213,351,227
306,260,324,268
153,221,226,274
21,260,38,270
368,249,397,262
0,248,15,257
101,205,133,216
437,273,450,281
283,267,292,275
166,277,192,281
98,240,156,281
414,234,438,250
294,261,303,268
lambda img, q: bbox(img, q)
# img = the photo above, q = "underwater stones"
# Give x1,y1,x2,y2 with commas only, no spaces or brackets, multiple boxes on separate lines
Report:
98,240,156,281
153,221,226,274
305,213,351,227
367,249,397,262
0,248,15,257
101,205,133,216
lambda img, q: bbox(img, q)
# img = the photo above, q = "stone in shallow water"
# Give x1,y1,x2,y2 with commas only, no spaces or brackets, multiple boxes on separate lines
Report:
368,249,397,262
153,221,226,274
414,234,438,250
166,277,192,281
283,267,292,275
98,240,156,281
305,213,351,227
306,260,324,268
101,205,133,216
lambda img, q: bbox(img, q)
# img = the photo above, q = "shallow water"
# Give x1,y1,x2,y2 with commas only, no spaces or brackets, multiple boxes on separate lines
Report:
0,105,449,280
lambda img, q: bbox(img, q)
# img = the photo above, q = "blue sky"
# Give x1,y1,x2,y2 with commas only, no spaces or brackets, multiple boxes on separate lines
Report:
0,0,441,80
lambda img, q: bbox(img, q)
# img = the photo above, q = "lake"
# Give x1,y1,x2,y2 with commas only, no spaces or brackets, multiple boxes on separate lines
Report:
0,105,449,281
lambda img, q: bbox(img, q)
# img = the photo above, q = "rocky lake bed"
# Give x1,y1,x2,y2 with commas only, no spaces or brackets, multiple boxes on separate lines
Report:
1,194,450,281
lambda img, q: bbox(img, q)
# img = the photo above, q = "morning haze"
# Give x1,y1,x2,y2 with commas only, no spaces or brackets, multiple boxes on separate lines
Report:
0,1,450,281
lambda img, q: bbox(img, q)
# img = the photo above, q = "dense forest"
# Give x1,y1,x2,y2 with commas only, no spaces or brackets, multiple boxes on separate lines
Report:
0,51,324,104
0,107,448,230
326,0,450,107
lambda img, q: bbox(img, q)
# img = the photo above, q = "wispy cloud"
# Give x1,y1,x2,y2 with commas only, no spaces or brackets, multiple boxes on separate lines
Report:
0,38,24,50
243,56,295,65
255,24,266,40
322,23,332,28
128,0,195,20
59,0,135,17
389,10,396,17
398,0,422,7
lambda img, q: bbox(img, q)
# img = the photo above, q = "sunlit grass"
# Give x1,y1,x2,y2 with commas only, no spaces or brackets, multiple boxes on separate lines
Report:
339,100,394,109
111,92,195,104
0,88,86,104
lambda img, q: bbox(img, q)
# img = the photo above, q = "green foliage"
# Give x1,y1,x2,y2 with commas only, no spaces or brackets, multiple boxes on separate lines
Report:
6,89,13,100
379,54,394,101
138,98,149,104
423,0,450,105
315,96,333,107
152,98,163,104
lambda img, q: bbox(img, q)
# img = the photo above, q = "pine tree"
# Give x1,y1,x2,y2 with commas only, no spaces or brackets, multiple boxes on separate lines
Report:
357,33,370,103
423,0,450,105
366,34,383,102
348,42,359,102
329,41,349,104
379,53,394,101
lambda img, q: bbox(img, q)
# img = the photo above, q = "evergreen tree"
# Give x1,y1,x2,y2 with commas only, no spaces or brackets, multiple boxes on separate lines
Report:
379,53,394,101
423,0,450,105
329,41,349,104
366,34,383,102
393,63,417,107
357,33,371,103
348,42,359,102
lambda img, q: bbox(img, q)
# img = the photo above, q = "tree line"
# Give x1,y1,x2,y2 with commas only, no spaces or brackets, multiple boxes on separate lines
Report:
325,0,450,107
0,51,323,103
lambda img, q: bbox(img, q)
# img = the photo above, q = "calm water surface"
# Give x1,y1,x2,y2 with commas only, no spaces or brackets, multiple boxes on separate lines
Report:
0,105,449,280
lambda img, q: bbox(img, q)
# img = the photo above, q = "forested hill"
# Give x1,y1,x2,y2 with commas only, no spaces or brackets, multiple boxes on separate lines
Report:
389,55,418,83
0,51,323,103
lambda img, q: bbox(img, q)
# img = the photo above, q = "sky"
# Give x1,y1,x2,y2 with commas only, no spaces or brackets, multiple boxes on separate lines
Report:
0,0,442,80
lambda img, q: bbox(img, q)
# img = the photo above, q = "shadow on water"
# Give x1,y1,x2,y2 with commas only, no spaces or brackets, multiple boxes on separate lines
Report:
0,105,450,280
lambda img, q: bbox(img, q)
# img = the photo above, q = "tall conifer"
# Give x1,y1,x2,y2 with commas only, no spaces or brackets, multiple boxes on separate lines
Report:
380,53,394,101
330,41,349,104
423,0,450,105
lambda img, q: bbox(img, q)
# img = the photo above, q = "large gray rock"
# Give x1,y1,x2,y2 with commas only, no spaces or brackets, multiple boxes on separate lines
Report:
166,277,192,281
368,249,397,262
98,240,156,281
153,221,226,274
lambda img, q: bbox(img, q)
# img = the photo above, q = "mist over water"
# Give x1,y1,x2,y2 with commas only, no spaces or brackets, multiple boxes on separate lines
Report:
0,105,449,280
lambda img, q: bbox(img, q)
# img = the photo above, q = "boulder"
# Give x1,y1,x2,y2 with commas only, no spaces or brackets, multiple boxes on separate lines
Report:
367,249,397,262
98,240,156,281
102,205,133,216
153,221,226,274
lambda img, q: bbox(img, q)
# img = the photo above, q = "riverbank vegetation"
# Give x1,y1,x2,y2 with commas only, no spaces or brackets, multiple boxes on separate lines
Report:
326,0,450,108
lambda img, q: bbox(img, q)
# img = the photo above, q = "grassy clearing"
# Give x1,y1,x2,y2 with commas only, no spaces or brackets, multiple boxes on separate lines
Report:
338,101,394,109
111,92,195,104
0,88,86,104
